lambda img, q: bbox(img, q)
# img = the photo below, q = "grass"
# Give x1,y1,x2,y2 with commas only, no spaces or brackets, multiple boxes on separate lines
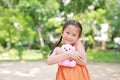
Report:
0,48,120,63
86,48,120,63
0,49,47,61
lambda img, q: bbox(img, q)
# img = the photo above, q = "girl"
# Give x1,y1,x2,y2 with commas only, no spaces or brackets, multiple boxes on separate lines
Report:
47,20,90,80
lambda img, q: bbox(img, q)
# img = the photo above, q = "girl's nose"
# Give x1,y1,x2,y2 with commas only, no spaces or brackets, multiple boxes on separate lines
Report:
67,35,72,39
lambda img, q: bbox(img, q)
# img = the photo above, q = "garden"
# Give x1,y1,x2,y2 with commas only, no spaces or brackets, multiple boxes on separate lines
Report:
0,0,120,63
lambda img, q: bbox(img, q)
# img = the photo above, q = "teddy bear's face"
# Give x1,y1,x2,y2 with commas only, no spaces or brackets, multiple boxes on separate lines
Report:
61,44,75,51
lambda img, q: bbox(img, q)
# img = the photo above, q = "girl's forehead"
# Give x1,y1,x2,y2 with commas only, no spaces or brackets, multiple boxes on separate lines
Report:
64,25,80,32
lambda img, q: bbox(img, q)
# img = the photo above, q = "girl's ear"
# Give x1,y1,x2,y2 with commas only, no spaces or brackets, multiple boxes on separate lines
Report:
79,34,82,39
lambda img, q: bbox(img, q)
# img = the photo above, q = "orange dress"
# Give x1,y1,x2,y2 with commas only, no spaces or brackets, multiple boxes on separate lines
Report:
56,64,90,80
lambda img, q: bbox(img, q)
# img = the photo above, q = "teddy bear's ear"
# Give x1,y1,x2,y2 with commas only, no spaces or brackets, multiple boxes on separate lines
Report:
61,45,65,49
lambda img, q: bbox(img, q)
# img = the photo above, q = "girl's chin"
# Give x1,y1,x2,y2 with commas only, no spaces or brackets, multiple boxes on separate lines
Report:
63,40,74,45
64,42,73,45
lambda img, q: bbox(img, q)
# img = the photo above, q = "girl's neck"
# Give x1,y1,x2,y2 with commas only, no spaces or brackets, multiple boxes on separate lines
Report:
61,42,78,50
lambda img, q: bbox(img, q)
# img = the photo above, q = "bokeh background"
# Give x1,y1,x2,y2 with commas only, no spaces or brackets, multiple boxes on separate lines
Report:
0,0,120,80
0,0,120,62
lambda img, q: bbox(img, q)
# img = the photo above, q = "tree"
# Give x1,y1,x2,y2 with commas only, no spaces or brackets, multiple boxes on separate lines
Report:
0,0,37,49
17,0,59,46
104,0,120,39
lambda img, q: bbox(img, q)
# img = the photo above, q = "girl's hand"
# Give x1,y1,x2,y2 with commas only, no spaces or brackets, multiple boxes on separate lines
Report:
69,51,86,66
68,51,82,61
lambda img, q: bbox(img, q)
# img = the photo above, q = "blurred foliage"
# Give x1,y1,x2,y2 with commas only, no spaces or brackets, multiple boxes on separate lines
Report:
0,0,120,61
87,48,120,63
0,47,120,63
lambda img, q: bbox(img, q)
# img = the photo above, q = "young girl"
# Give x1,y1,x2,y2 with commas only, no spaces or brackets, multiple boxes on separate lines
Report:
47,20,90,80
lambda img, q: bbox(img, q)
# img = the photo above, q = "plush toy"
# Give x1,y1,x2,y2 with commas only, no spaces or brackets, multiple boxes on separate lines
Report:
58,44,76,67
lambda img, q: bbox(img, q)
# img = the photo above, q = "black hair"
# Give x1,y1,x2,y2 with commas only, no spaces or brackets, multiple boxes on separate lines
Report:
50,20,82,55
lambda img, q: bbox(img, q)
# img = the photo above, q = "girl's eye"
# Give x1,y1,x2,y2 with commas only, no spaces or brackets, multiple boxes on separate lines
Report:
73,34,76,36
66,32,69,34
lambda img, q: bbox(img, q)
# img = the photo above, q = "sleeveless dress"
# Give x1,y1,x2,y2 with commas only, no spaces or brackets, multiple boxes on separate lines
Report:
56,64,90,80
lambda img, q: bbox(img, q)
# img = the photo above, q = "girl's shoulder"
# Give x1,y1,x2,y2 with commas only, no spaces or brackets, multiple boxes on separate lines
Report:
51,47,61,55
77,40,85,47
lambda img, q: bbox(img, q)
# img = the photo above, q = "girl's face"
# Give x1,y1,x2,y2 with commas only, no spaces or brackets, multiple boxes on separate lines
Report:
62,25,80,45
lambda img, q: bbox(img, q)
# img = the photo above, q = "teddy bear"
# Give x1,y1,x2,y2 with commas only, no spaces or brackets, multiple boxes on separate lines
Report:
58,44,76,67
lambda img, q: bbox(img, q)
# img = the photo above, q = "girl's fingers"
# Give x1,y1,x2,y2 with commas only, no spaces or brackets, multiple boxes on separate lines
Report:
73,54,84,63
77,56,83,62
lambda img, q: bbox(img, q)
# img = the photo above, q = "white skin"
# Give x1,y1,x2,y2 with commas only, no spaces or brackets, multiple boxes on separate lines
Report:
47,25,86,66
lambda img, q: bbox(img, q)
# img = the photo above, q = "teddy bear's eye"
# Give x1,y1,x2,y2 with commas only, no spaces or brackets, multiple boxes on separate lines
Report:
64,48,67,51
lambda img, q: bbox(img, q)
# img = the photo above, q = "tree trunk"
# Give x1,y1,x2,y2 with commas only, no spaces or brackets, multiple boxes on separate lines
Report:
6,42,11,50
37,26,44,47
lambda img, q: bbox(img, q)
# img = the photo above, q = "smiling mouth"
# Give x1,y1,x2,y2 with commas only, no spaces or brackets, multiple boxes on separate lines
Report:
65,39,72,42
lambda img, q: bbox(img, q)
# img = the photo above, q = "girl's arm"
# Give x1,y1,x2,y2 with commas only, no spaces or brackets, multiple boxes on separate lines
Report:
77,40,87,65
47,47,71,65
70,40,87,66
47,41,87,66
